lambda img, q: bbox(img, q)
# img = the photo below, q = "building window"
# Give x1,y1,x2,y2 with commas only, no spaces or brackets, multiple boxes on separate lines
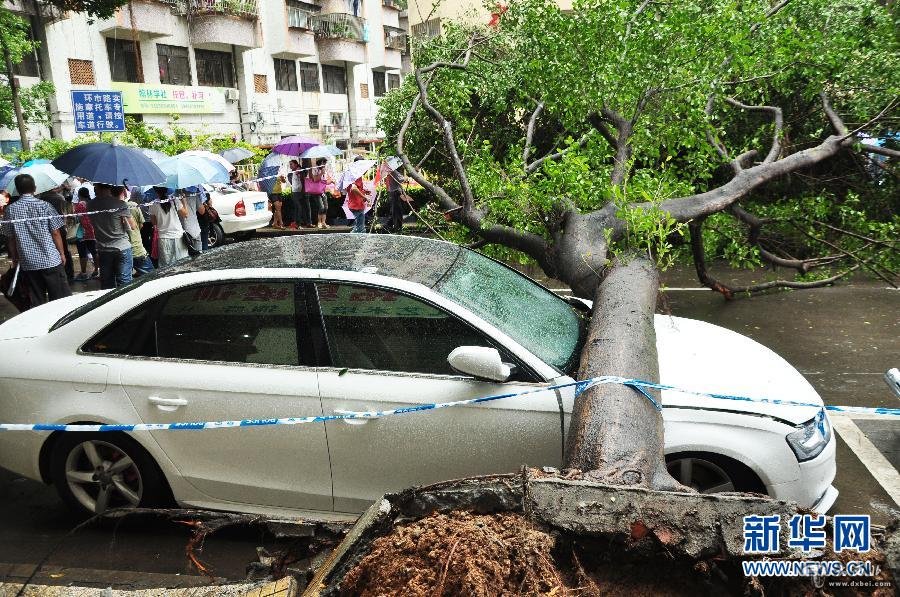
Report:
298,62,319,92
254,74,269,93
68,59,95,86
372,70,386,97
322,64,346,95
330,112,345,130
157,44,191,86
106,38,143,83
387,73,401,91
359,83,369,99
195,49,234,88
309,114,319,130
274,58,297,91
287,0,318,28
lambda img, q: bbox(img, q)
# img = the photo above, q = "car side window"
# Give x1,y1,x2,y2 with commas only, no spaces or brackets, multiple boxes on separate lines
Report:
315,283,519,377
156,282,300,366
83,301,158,357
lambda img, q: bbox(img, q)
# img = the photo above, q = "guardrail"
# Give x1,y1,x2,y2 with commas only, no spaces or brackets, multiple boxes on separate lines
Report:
309,13,367,41
187,0,258,19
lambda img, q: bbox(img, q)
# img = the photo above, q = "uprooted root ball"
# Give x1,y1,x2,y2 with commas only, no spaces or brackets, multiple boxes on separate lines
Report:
340,510,567,596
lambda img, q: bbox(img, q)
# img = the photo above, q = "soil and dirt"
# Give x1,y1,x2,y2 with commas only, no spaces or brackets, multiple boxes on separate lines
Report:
339,508,896,597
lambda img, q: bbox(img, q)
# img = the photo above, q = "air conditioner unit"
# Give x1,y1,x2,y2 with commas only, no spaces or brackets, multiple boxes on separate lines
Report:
224,89,240,101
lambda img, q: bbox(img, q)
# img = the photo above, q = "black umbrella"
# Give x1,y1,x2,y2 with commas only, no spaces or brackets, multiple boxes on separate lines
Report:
52,142,166,186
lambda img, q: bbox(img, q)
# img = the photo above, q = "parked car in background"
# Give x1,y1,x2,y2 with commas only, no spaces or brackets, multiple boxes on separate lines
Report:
204,184,272,247
0,235,837,519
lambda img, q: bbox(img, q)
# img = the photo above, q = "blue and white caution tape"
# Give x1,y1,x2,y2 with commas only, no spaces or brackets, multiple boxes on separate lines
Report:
0,376,897,432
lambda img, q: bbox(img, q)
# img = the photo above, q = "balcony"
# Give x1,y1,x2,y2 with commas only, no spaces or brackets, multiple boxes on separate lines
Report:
188,0,260,48
382,0,403,9
411,17,441,39
310,13,368,64
276,5,318,57
384,26,407,51
98,0,182,38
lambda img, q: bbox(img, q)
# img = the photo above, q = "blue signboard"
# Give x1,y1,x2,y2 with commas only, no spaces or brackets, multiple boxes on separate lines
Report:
71,90,126,133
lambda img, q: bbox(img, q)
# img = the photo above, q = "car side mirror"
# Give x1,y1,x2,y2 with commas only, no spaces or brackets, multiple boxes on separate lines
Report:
447,346,512,382
886,368,900,399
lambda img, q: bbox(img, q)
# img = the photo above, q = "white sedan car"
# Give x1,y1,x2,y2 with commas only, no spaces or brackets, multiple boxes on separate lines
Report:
204,184,272,247
0,235,837,519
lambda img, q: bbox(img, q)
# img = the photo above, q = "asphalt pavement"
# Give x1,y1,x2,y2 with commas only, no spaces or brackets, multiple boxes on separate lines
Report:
0,257,896,590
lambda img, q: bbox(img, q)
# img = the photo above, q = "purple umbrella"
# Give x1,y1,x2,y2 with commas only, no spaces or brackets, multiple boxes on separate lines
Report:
272,136,320,157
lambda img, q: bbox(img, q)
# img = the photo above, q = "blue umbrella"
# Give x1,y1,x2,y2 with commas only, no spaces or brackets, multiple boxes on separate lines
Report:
157,155,230,189
300,145,342,159
22,158,50,167
5,163,69,195
257,152,286,194
219,147,255,164
0,167,18,191
52,142,166,186
138,148,169,162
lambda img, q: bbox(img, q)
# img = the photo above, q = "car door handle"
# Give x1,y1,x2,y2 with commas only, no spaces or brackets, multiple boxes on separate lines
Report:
334,409,375,425
148,396,188,411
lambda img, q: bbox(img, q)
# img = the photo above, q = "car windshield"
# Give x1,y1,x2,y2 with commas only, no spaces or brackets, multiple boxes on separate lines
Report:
436,250,583,371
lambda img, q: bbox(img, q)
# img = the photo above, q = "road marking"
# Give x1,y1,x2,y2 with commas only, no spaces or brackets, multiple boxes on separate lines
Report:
830,414,900,507
660,287,711,291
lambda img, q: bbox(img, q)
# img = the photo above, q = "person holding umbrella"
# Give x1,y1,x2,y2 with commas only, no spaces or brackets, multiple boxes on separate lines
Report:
286,159,306,229
0,174,71,306
347,175,370,233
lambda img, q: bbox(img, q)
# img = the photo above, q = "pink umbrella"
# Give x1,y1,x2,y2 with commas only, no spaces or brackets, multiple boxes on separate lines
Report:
272,136,320,157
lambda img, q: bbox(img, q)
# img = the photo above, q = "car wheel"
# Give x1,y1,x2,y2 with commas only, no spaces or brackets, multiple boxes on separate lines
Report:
207,223,225,248
665,452,766,495
50,433,168,517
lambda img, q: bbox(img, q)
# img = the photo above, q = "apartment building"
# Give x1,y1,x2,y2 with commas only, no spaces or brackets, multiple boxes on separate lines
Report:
406,0,571,39
0,0,410,152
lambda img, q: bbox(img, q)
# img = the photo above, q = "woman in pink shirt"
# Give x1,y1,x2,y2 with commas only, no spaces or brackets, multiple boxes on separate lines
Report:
73,187,99,280
305,158,330,229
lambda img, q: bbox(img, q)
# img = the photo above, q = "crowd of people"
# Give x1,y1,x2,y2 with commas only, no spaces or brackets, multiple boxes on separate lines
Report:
0,173,219,308
0,155,410,310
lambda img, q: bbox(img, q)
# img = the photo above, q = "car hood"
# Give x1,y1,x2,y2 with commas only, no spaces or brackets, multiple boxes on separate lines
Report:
654,314,821,426
0,290,108,340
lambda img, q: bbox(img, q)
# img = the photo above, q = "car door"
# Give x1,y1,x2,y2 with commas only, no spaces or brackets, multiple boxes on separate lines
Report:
89,279,333,512
312,282,566,514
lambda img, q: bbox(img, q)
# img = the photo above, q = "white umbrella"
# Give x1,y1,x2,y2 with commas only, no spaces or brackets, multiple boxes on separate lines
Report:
0,157,9,167
6,163,69,195
179,150,235,172
338,159,377,190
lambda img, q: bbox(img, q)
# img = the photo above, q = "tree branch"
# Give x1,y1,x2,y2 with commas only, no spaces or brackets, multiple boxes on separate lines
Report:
689,217,861,299
395,34,551,268
523,100,544,167
724,97,783,163
856,144,900,160
525,131,593,175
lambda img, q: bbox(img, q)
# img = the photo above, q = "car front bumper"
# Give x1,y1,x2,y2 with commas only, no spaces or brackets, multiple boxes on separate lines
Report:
769,431,838,512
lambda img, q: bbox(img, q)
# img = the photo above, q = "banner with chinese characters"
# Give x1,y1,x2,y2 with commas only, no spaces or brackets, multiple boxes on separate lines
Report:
71,90,125,133
110,82,227,114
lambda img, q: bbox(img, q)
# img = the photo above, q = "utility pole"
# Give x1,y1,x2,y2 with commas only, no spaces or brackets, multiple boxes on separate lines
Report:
2,40,30,152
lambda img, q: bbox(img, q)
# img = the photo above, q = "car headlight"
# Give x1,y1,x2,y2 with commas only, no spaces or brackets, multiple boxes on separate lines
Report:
786,408,831,462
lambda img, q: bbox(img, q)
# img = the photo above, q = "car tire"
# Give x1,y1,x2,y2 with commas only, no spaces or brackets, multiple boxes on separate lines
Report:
665,452,766,495
50,432,169,517
207,223,225,248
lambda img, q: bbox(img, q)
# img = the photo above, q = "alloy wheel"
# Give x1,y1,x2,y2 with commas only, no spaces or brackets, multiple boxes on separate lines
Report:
64,440,143,514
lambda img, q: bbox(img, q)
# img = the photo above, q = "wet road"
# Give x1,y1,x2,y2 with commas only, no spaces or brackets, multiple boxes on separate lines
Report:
0,261,896,589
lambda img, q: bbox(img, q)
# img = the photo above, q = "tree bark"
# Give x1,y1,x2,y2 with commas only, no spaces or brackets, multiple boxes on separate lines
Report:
3,41,30,152
563,256,682,490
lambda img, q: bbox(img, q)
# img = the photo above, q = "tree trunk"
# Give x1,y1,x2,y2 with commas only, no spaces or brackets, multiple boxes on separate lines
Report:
563,256,682,490
2,41,30,152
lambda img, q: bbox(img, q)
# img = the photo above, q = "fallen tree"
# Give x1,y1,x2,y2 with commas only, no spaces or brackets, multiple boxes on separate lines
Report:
336,0,900,592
